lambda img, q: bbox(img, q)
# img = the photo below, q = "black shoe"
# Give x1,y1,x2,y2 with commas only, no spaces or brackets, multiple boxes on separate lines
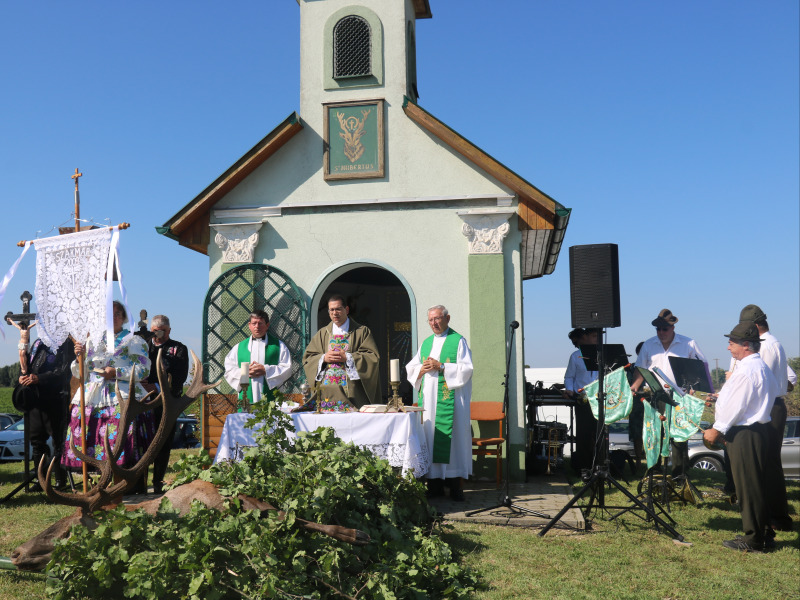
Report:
770,518,792,532
450,488,465,502
153,483,164,495
426,479,445,498
723,538,765,553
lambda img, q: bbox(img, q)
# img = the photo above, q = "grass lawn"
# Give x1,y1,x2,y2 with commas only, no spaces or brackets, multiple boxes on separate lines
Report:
0,387,797,599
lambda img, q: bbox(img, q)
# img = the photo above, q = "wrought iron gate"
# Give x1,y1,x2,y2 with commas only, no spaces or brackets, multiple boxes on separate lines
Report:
202,264,308,395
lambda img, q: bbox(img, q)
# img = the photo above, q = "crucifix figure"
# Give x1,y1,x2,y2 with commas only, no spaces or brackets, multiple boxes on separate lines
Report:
5,291,38,375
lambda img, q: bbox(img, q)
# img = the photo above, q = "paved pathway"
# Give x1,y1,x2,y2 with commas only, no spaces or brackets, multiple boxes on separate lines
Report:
428,475,585,531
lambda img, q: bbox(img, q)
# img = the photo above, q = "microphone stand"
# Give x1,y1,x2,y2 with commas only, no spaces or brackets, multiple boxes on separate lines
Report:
466,321,550,519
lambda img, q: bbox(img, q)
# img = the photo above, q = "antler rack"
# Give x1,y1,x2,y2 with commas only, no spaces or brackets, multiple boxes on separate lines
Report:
40,349,220,514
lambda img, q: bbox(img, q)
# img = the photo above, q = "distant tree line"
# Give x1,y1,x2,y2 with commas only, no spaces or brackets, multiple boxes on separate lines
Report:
0,362,22,387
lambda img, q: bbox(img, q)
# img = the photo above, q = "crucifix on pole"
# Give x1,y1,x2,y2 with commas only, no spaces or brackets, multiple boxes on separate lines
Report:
1,292,39,499
72,168,82,234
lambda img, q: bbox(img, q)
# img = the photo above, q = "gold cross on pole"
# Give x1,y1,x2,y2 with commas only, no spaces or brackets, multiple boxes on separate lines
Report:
71,168,82,233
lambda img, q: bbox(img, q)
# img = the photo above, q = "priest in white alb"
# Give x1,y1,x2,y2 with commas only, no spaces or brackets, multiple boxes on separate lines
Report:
406,305,473,501
224,310,292,406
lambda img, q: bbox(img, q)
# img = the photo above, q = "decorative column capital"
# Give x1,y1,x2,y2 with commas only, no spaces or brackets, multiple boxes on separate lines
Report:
458,210,515,255
211,222,263,264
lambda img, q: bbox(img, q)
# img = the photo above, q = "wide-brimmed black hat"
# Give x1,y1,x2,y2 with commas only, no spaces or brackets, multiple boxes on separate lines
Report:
651,308,678,328
739,304,766,323
724,321,763,343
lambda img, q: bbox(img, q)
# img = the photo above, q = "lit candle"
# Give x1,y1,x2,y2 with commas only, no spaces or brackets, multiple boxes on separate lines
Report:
240,362,250,384
390,359,400,383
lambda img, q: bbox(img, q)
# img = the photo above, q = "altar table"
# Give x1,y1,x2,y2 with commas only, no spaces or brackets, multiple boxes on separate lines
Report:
214,411,430,477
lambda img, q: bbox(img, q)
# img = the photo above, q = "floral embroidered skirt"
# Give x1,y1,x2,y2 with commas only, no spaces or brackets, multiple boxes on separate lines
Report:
62,402,156,470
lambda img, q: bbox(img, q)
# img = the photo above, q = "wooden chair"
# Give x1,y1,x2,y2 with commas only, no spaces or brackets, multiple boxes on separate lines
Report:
471,401,505,487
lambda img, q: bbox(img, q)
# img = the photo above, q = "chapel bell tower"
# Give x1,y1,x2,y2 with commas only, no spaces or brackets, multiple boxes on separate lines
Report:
298,0,431,129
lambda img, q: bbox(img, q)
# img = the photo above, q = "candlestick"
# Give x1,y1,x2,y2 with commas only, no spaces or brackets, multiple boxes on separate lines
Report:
389,358,400,383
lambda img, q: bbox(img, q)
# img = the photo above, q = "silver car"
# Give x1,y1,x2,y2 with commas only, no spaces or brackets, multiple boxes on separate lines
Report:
0,418,54,461
687,416,800,478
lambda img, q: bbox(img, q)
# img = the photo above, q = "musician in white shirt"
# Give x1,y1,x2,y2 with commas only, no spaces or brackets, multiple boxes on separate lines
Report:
704,322,780,552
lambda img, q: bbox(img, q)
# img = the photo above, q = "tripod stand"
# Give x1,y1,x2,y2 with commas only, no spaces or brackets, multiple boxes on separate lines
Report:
538,329,684,540
466,321,549,519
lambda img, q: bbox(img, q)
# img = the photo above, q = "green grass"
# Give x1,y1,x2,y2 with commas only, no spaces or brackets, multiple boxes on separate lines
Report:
0,386,797,599
1,460,797,599
0,387,16,416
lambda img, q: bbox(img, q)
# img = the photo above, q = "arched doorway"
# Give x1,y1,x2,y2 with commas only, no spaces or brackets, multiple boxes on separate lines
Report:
314,266,413,401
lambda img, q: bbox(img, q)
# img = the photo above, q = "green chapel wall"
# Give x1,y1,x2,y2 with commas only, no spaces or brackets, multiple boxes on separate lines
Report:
468,253,509,481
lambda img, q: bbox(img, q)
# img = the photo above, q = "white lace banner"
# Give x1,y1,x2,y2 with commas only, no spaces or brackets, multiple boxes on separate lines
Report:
33,228,112,350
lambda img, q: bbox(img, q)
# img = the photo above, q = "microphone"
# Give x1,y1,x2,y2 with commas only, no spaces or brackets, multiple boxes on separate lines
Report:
509,321,519,329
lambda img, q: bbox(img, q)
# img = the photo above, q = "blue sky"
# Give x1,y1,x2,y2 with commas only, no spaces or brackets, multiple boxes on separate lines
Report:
0,1,797,374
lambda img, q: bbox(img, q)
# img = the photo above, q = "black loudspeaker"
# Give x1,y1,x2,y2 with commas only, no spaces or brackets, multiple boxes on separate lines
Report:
569,244,621,328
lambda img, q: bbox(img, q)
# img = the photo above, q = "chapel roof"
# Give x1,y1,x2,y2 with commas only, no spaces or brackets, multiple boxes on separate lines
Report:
158,101,569,279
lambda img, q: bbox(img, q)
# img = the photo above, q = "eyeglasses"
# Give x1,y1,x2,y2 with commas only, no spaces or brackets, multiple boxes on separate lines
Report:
428,317,446,323
656,327,673,332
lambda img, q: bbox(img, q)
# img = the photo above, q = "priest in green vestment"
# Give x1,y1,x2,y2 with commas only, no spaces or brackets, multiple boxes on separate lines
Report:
223,310,293,405
302,295,381,410
406,305,473,501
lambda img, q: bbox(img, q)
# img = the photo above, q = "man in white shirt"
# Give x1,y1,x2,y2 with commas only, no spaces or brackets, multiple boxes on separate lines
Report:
563,328,599,471
224,310,293,407
731,305,792,531
704,322,780,552
630,309,708,477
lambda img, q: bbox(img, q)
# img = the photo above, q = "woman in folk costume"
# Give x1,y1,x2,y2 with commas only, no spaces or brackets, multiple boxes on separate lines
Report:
62,301,154,470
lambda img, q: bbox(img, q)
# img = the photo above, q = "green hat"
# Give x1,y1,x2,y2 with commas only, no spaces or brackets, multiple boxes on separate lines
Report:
739,304,766,323
724,321,762,343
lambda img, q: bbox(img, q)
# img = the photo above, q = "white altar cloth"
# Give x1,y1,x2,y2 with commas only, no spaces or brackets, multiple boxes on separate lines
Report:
214,411,430,477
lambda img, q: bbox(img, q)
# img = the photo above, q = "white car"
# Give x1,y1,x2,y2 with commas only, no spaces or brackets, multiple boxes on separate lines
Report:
0,418,54,462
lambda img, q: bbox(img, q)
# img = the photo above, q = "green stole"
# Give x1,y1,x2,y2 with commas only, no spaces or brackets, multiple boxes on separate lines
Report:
237,334,280,404
419,329,463,463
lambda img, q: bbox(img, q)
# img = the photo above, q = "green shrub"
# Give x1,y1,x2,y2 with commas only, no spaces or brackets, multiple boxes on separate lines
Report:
47,395,478,599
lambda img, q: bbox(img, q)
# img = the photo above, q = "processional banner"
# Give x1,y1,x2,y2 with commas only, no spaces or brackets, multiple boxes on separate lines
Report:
33,227,124,351
669,393,705,443
584,366,633,424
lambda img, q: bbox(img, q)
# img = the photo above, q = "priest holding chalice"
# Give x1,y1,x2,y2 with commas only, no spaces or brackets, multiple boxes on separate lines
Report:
223,310,293,408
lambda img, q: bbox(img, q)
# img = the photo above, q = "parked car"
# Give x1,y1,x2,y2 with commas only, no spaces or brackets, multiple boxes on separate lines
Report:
0,412,23,431
607,419,637,459
173,414,200,449
0,418,54,461
688,416,800,478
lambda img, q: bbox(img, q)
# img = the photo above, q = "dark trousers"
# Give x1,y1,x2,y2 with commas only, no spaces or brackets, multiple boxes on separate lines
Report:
765,398,790,527
18,386,68,481
572,400,597,471
670,440,689,478
150,406,176,489
727,423,769,546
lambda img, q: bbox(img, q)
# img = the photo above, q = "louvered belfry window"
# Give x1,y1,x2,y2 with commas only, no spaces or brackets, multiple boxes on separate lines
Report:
334,15,371,78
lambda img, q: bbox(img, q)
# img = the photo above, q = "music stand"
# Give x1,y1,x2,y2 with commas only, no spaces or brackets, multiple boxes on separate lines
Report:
539,334,684,541
579,344,629,372
607,366,681,526
668,356,713,393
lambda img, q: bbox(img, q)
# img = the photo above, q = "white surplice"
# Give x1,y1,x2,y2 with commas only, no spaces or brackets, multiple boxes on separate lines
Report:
224,336,292,402
406,330,473,479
